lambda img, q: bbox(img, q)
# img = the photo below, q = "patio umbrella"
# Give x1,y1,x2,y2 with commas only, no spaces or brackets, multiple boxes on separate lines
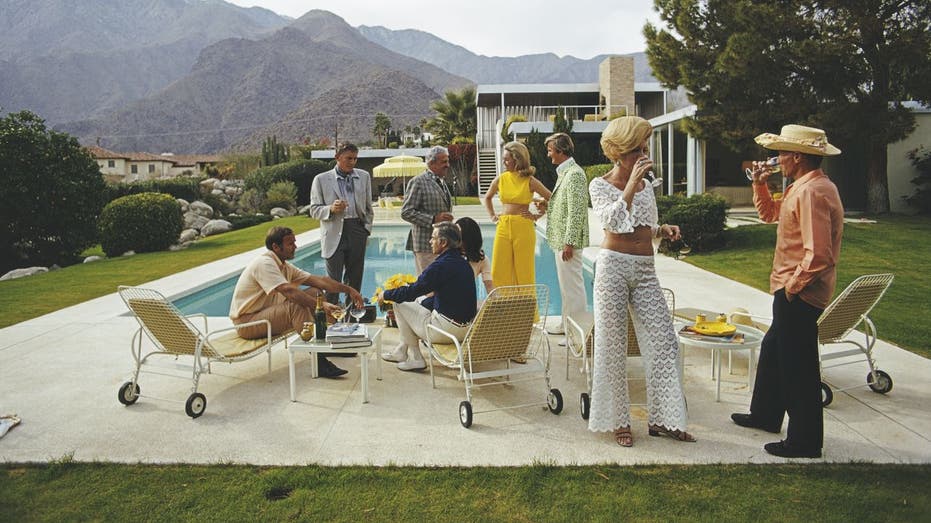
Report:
372,155,427,193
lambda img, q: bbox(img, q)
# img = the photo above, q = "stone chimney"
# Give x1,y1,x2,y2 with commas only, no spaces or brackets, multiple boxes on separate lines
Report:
599,56,635,118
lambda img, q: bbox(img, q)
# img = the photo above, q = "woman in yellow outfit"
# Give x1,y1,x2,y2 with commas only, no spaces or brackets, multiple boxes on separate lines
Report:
482,141,552,287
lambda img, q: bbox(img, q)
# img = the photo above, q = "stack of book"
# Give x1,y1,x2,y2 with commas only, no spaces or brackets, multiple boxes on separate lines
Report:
325,323,372,349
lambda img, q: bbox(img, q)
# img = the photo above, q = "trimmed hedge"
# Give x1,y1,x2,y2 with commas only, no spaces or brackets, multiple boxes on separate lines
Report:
104,177,203,203
243,159,330,206
98,192,183,257
583,163,612,185
656,193,729,253
227,214,273,230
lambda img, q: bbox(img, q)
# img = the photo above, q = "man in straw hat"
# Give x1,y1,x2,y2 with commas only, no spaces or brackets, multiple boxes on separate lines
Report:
730,124,843,458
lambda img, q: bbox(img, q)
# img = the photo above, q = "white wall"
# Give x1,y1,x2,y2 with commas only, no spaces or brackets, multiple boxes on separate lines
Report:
888,111,931,214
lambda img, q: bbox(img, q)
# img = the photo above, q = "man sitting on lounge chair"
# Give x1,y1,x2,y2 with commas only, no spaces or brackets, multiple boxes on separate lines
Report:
230,226,364,378
378,222,477,371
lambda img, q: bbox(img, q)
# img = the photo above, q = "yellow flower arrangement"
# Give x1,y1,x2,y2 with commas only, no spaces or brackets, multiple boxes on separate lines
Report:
372,273,417,307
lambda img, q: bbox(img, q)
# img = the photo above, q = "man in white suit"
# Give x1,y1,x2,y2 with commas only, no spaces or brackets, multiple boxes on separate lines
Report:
309,143,375,305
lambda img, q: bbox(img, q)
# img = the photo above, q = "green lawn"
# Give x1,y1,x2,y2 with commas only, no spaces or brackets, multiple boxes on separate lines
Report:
1,463,929,521
684,214,931,357
0,216,318,329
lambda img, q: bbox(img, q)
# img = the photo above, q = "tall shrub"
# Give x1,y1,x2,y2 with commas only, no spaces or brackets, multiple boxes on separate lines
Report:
656,193,729,253
0,110,106,272
244,158,329,206
97,192,182,257
905,146,931,213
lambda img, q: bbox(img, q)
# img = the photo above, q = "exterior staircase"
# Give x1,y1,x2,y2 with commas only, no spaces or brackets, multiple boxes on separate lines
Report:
477,148,498,198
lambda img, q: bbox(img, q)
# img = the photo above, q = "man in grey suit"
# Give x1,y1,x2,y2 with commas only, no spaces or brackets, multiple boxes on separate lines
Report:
401,145,454,274
309,143,375,304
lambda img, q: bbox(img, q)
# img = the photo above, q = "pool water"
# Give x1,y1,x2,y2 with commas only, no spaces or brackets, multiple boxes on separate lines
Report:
173,224,594,316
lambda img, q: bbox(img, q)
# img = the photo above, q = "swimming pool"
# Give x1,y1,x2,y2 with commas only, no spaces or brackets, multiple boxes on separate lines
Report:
173,224,594,316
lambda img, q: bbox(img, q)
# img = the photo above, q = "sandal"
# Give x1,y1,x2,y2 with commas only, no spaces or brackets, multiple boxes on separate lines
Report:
613,426,633,447
648,424,696,442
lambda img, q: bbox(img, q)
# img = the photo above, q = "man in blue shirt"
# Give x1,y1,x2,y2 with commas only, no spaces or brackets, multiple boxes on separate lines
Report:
378,222,476,371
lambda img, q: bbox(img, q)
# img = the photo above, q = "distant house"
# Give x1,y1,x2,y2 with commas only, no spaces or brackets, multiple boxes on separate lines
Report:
85,146,220,183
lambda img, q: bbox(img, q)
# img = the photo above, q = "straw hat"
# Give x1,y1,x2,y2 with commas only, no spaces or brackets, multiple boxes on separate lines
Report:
754,124,841,156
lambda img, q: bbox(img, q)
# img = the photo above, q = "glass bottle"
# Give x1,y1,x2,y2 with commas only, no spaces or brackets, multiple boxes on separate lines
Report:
314,293,327,340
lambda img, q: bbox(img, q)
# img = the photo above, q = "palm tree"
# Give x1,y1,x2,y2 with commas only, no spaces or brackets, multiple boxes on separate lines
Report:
425,87,476,144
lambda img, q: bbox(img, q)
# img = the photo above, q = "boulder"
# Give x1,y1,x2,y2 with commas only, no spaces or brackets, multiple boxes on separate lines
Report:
200,177,219,189
0,266,48,281
201,219,233,237
184,212,210,230
270,207,295,218
179,229,198,243
176,198,190,212
211,188,224,196
122,251,136,257
83,256,103,264
188,200,214,218
224,187,240,197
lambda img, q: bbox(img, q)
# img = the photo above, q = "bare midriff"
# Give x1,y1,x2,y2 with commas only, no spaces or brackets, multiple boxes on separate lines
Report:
500,202,531,216
602,225,654,256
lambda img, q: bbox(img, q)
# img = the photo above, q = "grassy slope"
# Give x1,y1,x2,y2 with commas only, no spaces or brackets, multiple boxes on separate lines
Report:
0,216,318,328
1,463,929,521
683,215,930,357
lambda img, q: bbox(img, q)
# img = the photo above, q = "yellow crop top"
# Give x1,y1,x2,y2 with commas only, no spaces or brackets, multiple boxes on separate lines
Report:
498,170,533,204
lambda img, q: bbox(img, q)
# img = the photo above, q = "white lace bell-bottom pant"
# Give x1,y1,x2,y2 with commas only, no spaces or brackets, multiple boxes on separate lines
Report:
588,250,688,433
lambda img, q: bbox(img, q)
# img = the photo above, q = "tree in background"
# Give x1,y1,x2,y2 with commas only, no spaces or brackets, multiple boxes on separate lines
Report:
0,110,106,272
552,106,573,135
645,0,931,213
525,129,556,189
426,87,477,144
373,112,392,148
447,144,477,198
261,135,289,167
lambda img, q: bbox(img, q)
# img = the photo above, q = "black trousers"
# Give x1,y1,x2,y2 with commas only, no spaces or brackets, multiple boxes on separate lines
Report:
749,289,824,451
324,218,368,304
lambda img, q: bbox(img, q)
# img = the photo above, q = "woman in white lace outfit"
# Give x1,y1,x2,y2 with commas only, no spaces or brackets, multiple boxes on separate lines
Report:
588,116,695,447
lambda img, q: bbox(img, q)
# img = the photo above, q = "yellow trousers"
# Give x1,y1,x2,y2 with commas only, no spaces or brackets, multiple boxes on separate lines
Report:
491,215,536,287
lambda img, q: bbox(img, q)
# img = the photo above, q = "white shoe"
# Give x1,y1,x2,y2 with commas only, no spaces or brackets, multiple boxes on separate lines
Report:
397,359,427,371
546,322,565,335
381,344,408,363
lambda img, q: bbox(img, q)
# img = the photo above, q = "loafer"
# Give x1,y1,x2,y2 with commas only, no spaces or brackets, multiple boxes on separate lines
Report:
731,413,781,433
381,344,408,363
764,440,821,459
317,358,348,378
397,359,427,371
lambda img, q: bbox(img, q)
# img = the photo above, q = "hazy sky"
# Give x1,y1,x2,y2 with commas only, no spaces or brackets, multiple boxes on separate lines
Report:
227,0,662,58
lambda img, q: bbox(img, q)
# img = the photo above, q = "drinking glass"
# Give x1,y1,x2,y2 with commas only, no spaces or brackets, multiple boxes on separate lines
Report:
646,170,663,188
349,306,366,323
745,157,781,181
331,307,345,325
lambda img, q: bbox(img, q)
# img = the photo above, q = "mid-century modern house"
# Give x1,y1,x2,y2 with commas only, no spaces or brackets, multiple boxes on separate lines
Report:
475,56,931,212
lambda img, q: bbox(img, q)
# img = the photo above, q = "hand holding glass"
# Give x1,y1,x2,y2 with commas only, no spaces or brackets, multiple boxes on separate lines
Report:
745,157,781,181
638,157,663,187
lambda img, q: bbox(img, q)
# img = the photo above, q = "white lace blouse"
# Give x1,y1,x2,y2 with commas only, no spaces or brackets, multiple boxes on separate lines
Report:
589,177,659,236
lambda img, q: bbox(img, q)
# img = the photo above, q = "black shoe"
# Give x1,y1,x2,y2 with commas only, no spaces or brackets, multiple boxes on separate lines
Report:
317,357,348,378
731,413,781,433
764,440,821,458
321,352,357,358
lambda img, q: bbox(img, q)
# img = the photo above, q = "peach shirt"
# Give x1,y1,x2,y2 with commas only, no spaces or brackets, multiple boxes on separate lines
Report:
753,169,844,309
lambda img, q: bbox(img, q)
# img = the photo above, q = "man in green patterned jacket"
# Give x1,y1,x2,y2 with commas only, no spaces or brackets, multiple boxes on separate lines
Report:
544,133,590,335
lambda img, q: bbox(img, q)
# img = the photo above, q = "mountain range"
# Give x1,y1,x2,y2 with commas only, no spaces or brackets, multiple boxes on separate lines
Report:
0,1,657,153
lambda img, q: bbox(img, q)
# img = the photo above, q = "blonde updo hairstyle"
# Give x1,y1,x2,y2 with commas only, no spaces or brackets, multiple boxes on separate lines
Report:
600,116,653,163
503,141,536,177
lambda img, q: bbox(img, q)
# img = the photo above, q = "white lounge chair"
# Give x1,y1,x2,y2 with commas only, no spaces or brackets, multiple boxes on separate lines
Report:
117,286,290,418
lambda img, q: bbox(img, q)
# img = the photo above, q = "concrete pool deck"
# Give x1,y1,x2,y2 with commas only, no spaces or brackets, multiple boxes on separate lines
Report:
1,208,929,465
